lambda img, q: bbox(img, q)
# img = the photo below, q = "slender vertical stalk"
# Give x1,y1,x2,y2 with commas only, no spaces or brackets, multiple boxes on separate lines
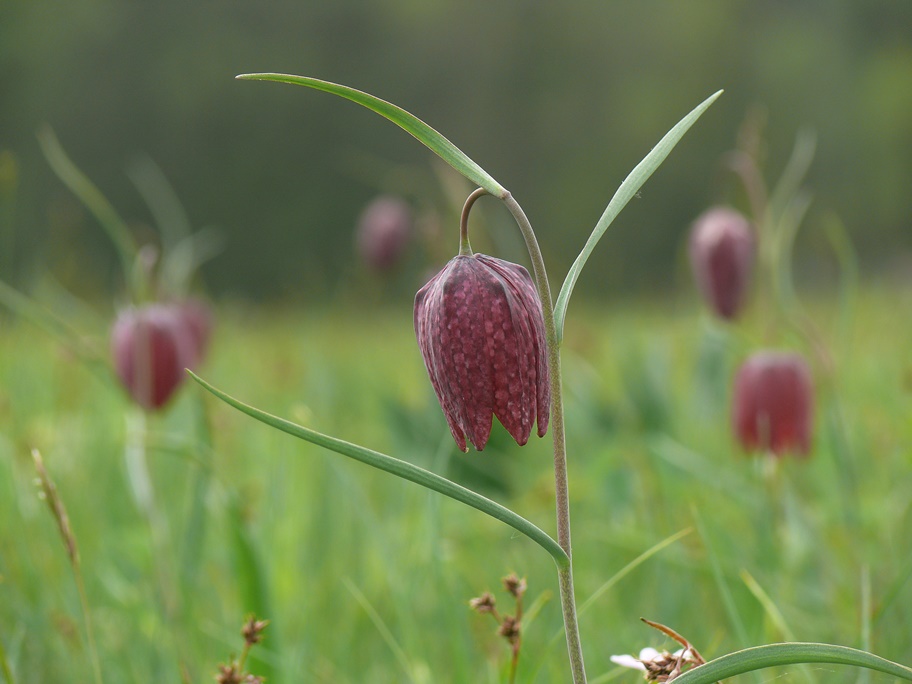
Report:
31,449,104,684
0,634,14,684
503,192,587,683
124,411,187,674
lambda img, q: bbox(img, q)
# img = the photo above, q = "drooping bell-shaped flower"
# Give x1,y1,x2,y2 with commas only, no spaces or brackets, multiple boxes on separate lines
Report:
111,304,196,411
355,195,413,272
689,206,754,320
414,253,550,452
732,350,814,456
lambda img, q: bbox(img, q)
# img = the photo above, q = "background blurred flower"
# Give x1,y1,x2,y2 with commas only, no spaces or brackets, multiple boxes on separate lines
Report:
733,350,814,456
689,206,754,320
355,195,413,273
111,304,196,410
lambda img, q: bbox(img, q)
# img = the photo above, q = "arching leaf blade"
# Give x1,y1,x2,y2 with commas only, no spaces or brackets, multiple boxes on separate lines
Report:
189,371,568,568
671,642,912,684
236,73,506,198
554,90,723,341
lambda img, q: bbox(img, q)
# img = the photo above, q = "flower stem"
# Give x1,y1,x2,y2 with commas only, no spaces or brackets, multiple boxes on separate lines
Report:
503,192,587,683
459,187,487,255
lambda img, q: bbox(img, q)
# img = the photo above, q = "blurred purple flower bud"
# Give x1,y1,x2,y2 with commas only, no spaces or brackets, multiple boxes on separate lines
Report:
733,351,814,456
689,206,754,320
414,254,550,452
355,195,413,272
111,304,195,410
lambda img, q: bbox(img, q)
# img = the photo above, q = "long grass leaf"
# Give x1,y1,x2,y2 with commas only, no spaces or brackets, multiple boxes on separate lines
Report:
531,528,692,680
0,634,13,684
37,126,137,276
578,527,692,617
189,372,569,568
671,642,912,684
553,90,722,340
343,577,417,684
236,73,506,198
0,279,111,383
691,505,759,684
228,498,276,684
740,570,816,684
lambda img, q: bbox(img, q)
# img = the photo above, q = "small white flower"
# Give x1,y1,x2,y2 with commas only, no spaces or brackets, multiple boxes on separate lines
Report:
610,654,646,671
611,647,692,678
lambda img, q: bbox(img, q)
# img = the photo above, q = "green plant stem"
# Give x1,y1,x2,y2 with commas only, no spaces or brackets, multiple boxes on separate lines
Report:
124,411,187,673
503,192,587,684
459,187,487,255
0,634,13,684
36,126,142,296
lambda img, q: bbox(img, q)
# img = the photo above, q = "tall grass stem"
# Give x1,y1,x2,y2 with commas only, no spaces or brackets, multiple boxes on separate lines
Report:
30,449,103,684
503,193,587,683
0,635,13,684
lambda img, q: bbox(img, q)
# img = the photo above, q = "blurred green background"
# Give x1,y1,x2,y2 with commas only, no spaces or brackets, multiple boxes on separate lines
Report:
2,1,911,302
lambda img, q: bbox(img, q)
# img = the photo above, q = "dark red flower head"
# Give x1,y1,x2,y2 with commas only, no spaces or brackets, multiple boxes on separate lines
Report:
689,206,754,320
355,195,413,272
732,350,814,456
111,304,196,411
414,254,550,452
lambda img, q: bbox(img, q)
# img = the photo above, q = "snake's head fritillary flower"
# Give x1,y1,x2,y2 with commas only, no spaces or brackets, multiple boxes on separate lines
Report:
111,304,195,411
689,206,754,320
733,350,814,456
355,195,413,272
414,253,550,452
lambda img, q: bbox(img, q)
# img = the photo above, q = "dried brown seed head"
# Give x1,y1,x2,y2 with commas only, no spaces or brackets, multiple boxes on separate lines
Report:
242,616,269,646
498,615,521,645
502,574,526,600
469,592,497,614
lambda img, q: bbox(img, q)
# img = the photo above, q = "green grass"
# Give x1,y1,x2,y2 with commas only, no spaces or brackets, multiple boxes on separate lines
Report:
1,286,910,682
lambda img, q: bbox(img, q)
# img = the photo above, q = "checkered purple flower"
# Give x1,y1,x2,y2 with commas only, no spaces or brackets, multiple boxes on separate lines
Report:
414,254,550,452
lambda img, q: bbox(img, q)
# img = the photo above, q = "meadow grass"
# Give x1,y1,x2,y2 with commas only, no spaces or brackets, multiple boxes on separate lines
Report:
0,285,910,682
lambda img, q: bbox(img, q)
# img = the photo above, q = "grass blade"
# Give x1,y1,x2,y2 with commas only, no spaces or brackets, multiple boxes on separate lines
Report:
0,634,13,684
228,498,276,684
0,279,111,383
37,126,138,278
553,90,723,340
671,642,912,684
236,73,507,198
343,577,417,684
31,449,104,684
739,569,796,641
189,371,568,568
530,528,692,680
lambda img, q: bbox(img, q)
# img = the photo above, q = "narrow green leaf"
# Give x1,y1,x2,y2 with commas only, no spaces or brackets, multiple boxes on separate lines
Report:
553,90,723,341
228,498,277,684
0,279,111,383
530,527,693,682
236,73,506,198
342,578,418,684
671,642,912,684
189,372,569,568
37,126,138,279
0,632,13,684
